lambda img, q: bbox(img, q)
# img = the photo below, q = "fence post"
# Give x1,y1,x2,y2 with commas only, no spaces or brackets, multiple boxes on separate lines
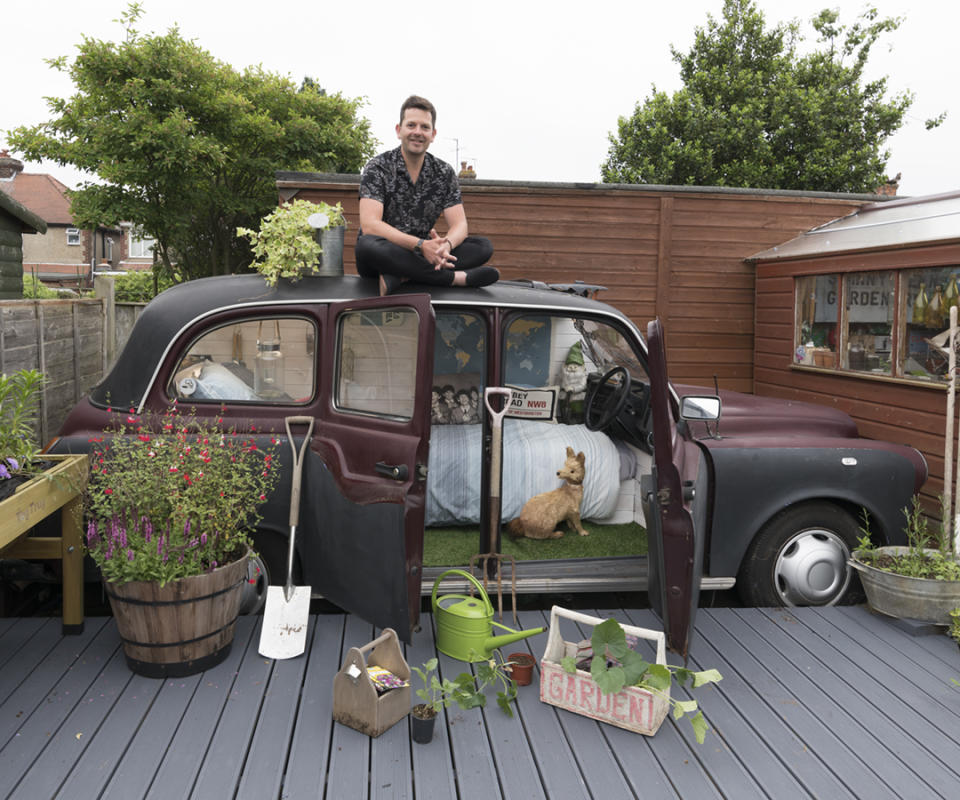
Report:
95,275,116,370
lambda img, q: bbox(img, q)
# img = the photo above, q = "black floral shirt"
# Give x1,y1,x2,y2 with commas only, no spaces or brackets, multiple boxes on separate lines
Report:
359,147,462,238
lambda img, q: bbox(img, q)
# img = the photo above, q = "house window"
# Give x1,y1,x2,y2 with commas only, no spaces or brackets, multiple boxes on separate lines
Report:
794,266,960,382
66,228,80,246
128,228,156,258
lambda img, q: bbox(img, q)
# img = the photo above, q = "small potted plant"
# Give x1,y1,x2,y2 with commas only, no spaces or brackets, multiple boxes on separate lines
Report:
850,497,960,624
410,658,474,744
84,405,279,677
237,199,346,286
507,651,537,686
410,652,520,743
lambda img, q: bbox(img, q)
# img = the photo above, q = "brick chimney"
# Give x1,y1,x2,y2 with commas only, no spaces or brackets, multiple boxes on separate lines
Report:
0,150,24,181
875,172,901,197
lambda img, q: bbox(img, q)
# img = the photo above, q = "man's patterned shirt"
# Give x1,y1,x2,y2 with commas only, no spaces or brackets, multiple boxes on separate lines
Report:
359,147,462,238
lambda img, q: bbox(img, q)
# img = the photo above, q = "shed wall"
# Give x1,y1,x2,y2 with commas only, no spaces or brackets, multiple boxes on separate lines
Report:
755,241,960,511
0,213,23,299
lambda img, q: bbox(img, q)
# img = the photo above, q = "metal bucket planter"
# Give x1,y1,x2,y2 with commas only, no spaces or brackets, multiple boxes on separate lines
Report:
317,226,345,276
105,549,248,678
849,547,960,625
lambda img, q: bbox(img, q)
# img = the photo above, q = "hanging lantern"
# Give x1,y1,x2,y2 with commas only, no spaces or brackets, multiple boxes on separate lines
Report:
255,320,285,398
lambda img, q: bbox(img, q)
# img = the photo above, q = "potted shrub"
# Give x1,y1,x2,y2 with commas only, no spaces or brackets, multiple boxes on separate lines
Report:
237,199,346,286
1,369,89,633
0,368,46,500
849,497,960,625
84,405,279,677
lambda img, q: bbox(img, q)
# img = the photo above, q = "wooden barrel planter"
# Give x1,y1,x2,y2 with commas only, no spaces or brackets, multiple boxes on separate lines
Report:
105,550,248,678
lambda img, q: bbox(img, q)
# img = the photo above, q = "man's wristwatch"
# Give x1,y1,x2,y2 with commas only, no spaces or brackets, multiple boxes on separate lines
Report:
413,238,424,256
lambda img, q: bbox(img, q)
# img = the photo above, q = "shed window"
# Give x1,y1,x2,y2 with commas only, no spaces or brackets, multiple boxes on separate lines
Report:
794,266,960,382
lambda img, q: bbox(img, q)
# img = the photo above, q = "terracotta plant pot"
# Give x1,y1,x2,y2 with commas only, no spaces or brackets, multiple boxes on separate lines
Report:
508,652,537,686
410,705,437,744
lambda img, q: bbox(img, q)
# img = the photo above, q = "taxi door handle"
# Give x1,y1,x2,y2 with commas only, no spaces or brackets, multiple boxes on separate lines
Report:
376,462,409,481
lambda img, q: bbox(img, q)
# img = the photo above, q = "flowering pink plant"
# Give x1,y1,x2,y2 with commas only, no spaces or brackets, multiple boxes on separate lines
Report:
85,406,280,585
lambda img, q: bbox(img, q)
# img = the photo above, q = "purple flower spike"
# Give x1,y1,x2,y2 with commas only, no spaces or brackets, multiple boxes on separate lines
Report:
200,532,207,546
127,549,135,561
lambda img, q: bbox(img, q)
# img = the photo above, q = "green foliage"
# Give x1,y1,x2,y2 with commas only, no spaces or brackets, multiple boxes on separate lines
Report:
20,274,60,299
0,369,46,476
949,608,960,645
411,658,476,716
7,3,374,283
602,0,927,192
560,618,722,744
111,270,177,302
238,200,345,287
855,496,960,580
411,652,520,718
85,406,280,585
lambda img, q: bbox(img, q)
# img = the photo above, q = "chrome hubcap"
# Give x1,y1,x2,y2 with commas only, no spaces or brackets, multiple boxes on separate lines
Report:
774,529,851,606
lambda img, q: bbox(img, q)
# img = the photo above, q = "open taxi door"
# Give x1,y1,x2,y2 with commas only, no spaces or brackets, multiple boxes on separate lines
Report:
298,294,435,641
643,318,707,660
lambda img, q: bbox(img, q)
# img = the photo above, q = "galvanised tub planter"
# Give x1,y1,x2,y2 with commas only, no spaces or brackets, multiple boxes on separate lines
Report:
849,547,960,625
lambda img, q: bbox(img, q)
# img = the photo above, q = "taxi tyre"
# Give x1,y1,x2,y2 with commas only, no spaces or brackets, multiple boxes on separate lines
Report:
737,502,864,608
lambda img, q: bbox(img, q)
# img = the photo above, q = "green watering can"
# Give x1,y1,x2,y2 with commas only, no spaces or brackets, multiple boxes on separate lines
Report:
432,569,546,662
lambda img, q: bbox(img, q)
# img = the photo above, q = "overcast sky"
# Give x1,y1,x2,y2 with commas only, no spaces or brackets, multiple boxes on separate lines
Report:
2,0,957,198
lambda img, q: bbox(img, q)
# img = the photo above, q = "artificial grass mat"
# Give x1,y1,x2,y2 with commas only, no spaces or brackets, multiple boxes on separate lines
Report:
423,521,647,567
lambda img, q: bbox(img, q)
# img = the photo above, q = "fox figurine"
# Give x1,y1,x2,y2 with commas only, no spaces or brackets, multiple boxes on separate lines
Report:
507,446,589,540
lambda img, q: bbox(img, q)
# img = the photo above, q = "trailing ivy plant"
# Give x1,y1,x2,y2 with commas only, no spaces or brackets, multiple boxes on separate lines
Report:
238,199,346,287
560,618,722,744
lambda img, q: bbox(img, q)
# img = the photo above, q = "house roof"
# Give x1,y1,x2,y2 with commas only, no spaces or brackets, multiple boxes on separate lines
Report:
0,172,75,226
0,186,47,234
747,190,960,262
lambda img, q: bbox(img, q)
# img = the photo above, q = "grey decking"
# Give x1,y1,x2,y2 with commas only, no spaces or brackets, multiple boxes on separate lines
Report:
1,605,959,799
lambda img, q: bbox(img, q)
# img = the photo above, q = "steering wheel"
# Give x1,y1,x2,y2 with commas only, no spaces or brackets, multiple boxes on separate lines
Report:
585,367,632,431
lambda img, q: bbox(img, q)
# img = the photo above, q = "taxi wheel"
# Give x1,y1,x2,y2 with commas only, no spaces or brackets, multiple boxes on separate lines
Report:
239,530,300,615
737,502,864,607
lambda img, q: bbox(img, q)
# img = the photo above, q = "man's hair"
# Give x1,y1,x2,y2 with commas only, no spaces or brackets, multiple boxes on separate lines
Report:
400,95,436,128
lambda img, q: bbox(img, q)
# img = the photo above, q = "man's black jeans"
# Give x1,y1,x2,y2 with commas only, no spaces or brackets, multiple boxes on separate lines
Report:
355,235,493,286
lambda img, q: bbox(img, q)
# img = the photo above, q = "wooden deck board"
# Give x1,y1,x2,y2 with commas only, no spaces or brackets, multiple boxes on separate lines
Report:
1,605,958,799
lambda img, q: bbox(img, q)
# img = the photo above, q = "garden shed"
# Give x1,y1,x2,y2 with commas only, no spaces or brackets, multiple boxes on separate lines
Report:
0,188,46,299
748,190,960,511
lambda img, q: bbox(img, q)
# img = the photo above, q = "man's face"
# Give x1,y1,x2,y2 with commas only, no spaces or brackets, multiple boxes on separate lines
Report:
396,108,436,157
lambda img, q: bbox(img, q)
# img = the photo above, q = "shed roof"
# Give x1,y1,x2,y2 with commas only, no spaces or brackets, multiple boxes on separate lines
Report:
747,190,960,262
0,186,47,234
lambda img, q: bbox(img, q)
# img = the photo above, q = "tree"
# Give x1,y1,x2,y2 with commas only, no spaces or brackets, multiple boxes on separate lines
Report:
601,0,933,193
8,4,375,280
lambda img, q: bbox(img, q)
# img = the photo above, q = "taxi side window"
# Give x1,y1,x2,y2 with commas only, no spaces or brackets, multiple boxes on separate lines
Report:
168,317,316,404
336,308,420,419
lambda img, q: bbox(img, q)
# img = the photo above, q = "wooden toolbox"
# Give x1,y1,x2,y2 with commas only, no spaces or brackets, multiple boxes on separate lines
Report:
332,628,411,737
